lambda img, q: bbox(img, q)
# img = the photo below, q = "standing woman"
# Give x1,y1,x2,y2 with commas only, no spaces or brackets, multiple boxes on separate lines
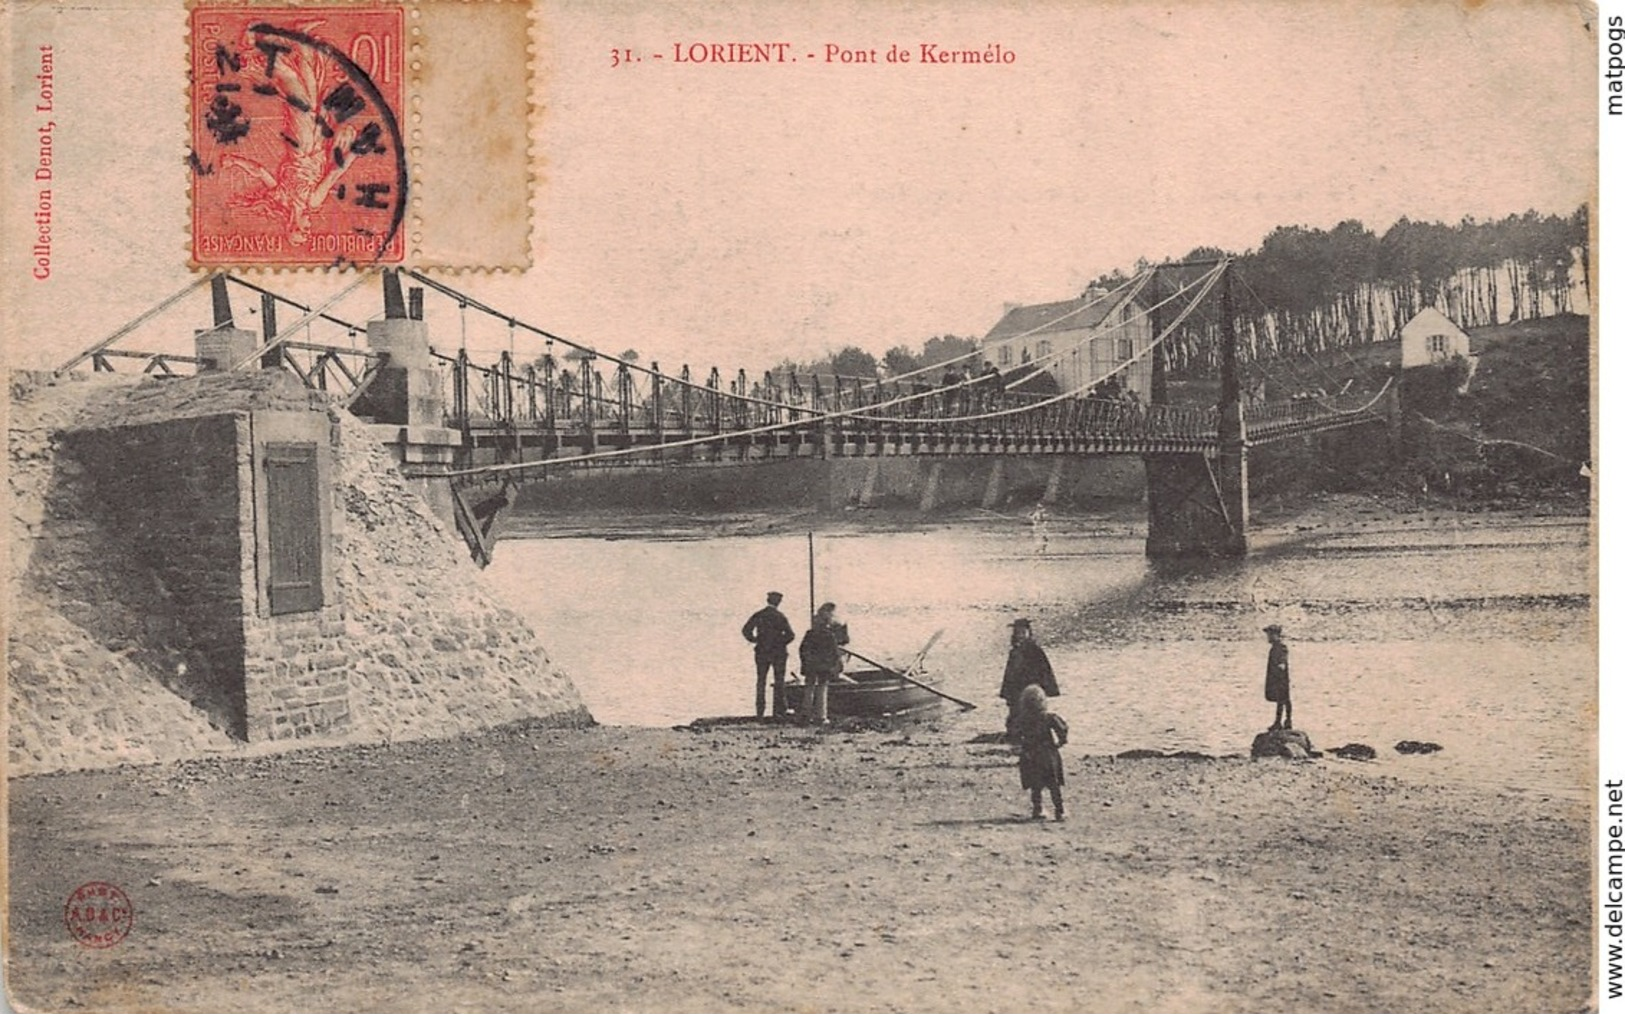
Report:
798,602,849,725
999,618,1059,739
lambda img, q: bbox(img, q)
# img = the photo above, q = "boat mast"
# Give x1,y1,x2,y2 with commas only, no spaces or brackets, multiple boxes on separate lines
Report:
806,531,816,626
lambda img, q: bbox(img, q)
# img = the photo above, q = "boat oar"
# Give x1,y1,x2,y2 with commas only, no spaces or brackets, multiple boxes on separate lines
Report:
900,628,944,682
842,646,978,711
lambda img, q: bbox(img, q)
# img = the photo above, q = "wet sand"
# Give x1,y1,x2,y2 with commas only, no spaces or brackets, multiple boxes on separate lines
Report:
5,718,1591,1014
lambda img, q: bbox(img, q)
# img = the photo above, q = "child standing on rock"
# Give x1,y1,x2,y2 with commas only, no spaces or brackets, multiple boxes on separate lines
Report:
1012,685,1068,822
1264,623,1291,731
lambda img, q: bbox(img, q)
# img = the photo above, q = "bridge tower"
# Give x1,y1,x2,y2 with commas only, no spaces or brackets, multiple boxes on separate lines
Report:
193,275,260,371
1143,261,1248,557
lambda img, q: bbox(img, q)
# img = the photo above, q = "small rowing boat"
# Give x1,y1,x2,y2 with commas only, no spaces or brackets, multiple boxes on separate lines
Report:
783,667,946,722
783,534,973,724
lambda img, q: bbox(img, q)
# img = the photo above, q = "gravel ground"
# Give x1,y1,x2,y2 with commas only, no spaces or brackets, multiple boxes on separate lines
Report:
5,717,1591,1013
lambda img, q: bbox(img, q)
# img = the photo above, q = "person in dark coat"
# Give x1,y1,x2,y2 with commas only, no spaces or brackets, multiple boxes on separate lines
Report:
940,365,964,416
978,360,1005,411
1012,685,1067,821
798,602,849,725
741,591,796,719
1263,623,1291,730
1000,618,1059,738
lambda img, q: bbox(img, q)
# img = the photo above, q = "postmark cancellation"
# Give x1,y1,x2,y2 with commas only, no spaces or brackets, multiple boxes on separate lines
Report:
188,0,535,271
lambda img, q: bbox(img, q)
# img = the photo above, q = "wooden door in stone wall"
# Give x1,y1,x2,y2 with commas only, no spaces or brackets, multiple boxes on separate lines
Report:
264,443,323,615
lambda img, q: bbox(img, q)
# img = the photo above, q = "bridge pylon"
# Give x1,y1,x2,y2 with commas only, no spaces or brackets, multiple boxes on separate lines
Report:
193,275,260,371
1144,260,1248,558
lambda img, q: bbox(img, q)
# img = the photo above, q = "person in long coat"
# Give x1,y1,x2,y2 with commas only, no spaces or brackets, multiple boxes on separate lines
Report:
1264,623,1292,730
999,618,1059,738
1012,685,1067,821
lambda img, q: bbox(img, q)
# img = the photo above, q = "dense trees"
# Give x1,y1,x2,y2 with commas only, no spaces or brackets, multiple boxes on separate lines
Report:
1164,206,1588,375
781,207,1586,388
780,334,979,382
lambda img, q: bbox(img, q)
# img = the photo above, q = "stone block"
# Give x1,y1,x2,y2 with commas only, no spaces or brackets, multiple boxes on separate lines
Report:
310,649,349,671
1250,728,1320,760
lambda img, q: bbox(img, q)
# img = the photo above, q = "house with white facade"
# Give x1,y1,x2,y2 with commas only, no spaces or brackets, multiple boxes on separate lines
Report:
982,287,1153,397
1399,307,1471,368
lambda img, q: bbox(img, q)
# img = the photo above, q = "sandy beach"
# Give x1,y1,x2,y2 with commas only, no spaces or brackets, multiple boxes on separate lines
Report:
5,711,1591,1014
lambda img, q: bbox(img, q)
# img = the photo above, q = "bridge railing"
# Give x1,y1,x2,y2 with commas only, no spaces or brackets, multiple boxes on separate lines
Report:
83,342,380,397
432,349,829,437
1245,394,1383,438
432,347,1233,445
265,342,381,396
89,349,207,376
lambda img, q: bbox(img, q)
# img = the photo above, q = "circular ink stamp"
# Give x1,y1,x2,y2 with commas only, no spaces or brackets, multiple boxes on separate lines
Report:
190,5,409,267
64,881,134,949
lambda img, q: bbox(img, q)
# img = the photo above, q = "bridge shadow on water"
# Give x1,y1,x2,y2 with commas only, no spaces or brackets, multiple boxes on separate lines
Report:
1030,528,1339,647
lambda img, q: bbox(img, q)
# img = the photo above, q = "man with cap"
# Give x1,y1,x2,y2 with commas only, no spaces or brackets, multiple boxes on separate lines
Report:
742,592,796,719
1263,624,1291,730
999,618,1059,739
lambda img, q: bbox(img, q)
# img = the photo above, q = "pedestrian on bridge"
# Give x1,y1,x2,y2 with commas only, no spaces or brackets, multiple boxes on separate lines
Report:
741,591,796,719
978,360,1004,412
1000,618,1059,740
940,365,964,416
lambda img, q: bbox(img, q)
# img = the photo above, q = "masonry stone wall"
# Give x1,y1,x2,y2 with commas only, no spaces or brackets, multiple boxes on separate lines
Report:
238,409,352,743
329,435,590,745
9,372,237,770
242,609,353,741
9,369,590,777
65,413,251,737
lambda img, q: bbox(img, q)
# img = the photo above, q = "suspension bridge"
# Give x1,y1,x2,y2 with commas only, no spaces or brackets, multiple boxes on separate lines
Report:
52,260,1397,564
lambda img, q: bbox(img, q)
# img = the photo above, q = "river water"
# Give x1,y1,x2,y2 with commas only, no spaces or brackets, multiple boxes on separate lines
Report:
484,516,1593,800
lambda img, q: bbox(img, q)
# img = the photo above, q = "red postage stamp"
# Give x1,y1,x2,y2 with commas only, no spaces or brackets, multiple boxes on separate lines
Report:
64,882,133,949
189,4,407,267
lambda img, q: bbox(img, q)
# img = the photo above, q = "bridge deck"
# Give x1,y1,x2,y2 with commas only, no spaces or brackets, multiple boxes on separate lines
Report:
433,405,1383,473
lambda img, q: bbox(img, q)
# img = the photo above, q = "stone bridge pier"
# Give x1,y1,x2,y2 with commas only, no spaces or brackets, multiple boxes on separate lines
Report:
1144,263,1249,558
1143,447,1247,557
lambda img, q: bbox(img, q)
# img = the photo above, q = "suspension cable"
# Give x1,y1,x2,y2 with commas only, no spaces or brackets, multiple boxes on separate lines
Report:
841,262,1226,424
223,276,367,334
54,273,219,375
228,270,378,371
1233,270,1388,412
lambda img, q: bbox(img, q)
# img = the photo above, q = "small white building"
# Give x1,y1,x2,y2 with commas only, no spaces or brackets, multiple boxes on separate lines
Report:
1399,307,1471,369
982,287,1153,397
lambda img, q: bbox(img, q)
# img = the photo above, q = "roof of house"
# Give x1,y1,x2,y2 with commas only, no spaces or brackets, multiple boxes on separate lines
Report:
1400,307,1469,340
984,289,1140,343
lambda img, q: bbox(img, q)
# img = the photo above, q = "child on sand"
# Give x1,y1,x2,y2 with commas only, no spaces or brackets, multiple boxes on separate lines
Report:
1012,685,1068,822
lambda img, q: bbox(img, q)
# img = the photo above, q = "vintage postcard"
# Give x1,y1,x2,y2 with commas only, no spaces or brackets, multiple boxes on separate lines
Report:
1,1,1606,1012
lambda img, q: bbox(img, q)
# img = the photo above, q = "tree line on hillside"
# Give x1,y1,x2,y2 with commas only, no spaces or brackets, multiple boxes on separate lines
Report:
561,207,1586,390
771,207,1587,386
1141,207,1588,376
771,334,981,383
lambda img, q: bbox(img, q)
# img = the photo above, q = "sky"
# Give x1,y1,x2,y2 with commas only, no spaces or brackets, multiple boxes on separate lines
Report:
2,0,1597,377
